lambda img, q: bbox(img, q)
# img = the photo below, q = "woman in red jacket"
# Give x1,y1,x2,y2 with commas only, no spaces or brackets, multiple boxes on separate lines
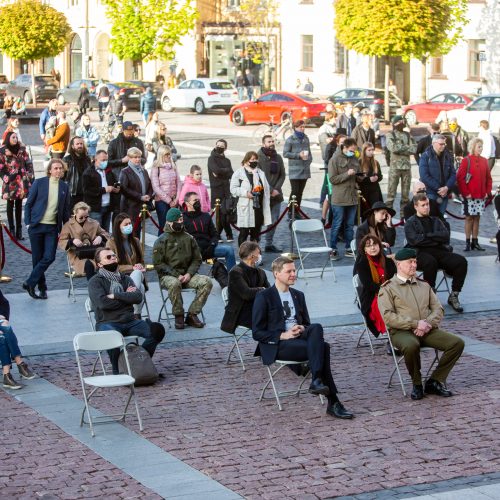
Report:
457,137,492,251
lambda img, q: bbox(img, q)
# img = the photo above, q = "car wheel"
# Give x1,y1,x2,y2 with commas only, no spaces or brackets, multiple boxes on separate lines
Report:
405,110,417,126
195,98,206,114
280,111,292,123
24,91,32,104
161,97,173,112
232,109,245,126
57,94,65,105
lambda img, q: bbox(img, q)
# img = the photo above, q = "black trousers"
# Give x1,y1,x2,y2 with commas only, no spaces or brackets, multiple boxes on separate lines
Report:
290,179,308,208
417,248,468,292
238,207,263,247
277,323,338,397
216,212,233,240
496,230,500,258
6,199,22,230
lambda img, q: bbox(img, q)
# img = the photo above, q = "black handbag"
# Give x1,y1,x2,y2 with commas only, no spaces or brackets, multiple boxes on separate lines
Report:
220,197,237,222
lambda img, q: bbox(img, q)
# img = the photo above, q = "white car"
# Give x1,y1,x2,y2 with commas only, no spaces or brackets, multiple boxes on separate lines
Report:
445,94,500,134
161,78,239,114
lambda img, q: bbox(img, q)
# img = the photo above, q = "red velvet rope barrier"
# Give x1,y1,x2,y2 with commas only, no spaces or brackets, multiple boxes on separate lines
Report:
146,211,160,230
2,225,32,254
296,207,310,219
230,206,290,235
0,225,5,270
133,215,141,232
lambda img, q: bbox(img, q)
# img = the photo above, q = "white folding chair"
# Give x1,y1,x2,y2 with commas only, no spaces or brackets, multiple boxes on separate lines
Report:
157,286,206,327
73,331,143,437
259,360,325,411
292,219,336,282
65,253,87,302
221,287,251,371
350,239,357,257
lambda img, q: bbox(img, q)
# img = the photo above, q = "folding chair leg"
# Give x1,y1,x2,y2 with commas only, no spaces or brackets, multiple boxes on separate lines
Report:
423,349,440,381
131,386,143,431
356,328,375,355
387,336,407,396
226,336,246,371
266,366,283,410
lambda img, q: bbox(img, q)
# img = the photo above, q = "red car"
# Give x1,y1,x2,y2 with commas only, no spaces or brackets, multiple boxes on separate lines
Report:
403,93,476,126
229,91,330,126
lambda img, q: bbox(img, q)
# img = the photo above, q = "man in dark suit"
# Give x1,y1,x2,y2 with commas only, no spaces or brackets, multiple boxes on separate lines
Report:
23,159,71,299
252,256,353,419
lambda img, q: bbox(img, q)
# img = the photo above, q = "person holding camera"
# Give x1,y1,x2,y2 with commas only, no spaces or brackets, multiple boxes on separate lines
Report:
230,151,271,248
355,202,396,253
82,150,120,232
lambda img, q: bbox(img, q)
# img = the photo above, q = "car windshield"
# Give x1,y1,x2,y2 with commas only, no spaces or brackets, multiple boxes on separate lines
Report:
35,76,56,83
0,75,8,83
297,93,322,102
210,82,233,89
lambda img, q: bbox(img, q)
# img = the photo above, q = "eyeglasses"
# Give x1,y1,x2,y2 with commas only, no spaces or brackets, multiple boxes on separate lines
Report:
436,142,447,147
77,215,89,221
103,254,117,260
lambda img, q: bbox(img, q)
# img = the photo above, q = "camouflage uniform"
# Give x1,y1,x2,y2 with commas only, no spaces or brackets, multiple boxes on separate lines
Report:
386,130,417,217
153,226,213,316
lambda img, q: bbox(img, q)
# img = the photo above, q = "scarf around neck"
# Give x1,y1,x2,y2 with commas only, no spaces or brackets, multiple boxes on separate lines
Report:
98,267,124,294
262,146,278,174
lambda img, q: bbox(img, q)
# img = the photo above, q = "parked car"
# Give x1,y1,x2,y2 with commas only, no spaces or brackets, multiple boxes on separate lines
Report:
6,74,58,103
56,79,105,108
161,78,238,114
446,94,500,134
127,80,163,106
106,82,143,111
0,75,9,91
402,93,476,126
229,91,330,126
327,88,402,119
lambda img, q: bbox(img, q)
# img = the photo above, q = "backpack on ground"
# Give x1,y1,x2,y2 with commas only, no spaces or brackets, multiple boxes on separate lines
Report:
118,343,159,386
211,259,229,288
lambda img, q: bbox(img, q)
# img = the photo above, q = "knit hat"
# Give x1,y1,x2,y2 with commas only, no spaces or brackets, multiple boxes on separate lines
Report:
391,114,404,124
122,121,134,130
394,248,417,261
166,208,182,222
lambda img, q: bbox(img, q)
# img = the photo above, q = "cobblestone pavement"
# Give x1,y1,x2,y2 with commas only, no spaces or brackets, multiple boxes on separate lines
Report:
2,311,497,499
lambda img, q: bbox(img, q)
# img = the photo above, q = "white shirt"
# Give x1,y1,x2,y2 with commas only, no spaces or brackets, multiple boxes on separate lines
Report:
478,128,495,159
98,169,110,207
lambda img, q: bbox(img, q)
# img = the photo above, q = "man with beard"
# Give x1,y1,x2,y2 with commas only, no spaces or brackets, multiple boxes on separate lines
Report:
257,135,285,253
64,136,92,207
107,121,146,178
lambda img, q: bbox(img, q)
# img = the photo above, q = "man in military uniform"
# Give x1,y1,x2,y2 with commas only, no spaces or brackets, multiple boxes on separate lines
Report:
153,208,213,330
378,248,465,401
386,115,417,218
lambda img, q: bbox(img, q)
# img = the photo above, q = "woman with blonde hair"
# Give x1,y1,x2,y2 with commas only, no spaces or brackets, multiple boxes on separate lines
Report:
150,145,180,235
456,137,492,251
358,141,383,210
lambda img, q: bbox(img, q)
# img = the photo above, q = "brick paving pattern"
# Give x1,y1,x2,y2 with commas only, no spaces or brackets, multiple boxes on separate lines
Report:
5,312,497,499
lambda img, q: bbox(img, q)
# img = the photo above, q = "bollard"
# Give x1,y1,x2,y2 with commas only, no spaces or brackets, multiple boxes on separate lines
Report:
140,203,148,258
281,195,299,260
0,215,12,283
215,198,221,231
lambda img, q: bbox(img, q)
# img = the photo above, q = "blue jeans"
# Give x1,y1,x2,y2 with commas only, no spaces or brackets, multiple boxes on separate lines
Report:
330,205,356,250
214,243,236,270
97,319,159,374
27,223,58,290
155,200,171,236
237,87,245,101
90,206,112,232
427,193,448,215
0,325,21,367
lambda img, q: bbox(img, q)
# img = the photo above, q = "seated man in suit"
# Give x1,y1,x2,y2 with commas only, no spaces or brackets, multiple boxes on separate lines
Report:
405,193,467,313
378,248,465,401
252,256,353,419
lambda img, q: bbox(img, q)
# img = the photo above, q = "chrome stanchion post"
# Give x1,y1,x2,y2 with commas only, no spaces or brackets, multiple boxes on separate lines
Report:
281,195,299,260
140,203,148,258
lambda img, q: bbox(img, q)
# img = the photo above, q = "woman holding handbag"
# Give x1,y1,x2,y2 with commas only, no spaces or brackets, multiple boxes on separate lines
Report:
456,137,492,251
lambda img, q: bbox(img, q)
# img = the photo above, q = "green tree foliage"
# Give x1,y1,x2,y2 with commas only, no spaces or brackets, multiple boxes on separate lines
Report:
103,0,197,63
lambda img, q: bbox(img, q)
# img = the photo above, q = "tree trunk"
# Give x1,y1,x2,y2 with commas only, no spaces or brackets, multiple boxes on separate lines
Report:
30,60,37,108
420,57,427,102
384,58,390,123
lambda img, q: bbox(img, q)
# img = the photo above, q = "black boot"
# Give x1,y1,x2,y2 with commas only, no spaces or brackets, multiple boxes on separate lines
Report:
464,239,471,251
16,227,24,240
471,238,485,251
8,225,15,235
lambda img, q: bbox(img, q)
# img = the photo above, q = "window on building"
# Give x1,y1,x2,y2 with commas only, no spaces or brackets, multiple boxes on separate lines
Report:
227,0,240,7
430,56,444,77
299,0,314,4
301,35,313,71
468,39,484,80
334,38,345,73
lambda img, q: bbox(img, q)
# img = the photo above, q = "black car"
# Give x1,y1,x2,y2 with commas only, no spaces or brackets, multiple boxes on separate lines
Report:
56,79,106,108
328,88,402,119
6,74,59,103
127,80,163,106
106,82,143,111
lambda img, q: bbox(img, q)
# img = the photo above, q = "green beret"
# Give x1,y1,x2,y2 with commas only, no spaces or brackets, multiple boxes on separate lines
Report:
391,114,404,124
395,248,417,261
166,208,182,222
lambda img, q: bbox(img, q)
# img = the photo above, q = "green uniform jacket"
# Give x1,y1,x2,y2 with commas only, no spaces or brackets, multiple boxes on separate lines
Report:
328,150,360,206
386,130,417,170
152,225,202,279
378,277,443,332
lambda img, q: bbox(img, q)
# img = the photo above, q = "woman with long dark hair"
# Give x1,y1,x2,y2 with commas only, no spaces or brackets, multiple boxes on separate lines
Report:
355,201,396,251
106,212,146,318
358,142,383,209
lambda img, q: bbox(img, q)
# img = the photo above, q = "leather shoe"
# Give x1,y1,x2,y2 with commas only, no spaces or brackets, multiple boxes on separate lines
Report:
22,282,40,299
264,245,283,253
38,289,48,300
174,315,184,330
424,379,453,397
308,377,330,396
186,313,204,328
411,384,424,400
326,401,354,419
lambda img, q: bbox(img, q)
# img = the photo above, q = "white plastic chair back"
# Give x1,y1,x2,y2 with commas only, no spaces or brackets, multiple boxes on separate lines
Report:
221,286,229,307
74,330,124,353
292,219,324,233
85,297,96,331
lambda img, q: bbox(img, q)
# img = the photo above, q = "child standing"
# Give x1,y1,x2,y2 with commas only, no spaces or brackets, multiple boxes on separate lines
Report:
179,165,211,212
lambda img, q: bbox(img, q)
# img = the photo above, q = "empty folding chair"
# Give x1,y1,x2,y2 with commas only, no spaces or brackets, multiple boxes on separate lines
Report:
73,330,143,437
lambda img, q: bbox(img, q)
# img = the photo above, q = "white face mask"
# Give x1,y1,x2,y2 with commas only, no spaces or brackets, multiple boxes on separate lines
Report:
255,254,262,266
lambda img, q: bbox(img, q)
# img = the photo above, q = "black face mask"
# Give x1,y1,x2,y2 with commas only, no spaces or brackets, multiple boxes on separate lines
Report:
216,146,225,155
172,222,184,232
192,200,202,212
102,262,119,272
249,160,258,169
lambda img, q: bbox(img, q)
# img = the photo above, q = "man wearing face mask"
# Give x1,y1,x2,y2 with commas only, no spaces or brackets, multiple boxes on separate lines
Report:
386,115,417,218
107,121,146,178
88,247,164,374
328,138,360,259
182,192,237,274
83,150,120,231
258,135,286,253
153,208,213,329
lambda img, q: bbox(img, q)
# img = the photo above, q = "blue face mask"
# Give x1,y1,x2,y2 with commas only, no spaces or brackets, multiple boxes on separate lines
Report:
345,151,355,157
121,224,133,235
295,131,305,140
98,160,107,170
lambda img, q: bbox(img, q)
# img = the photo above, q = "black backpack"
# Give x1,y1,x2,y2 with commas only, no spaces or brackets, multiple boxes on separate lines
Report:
118,343,159,386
